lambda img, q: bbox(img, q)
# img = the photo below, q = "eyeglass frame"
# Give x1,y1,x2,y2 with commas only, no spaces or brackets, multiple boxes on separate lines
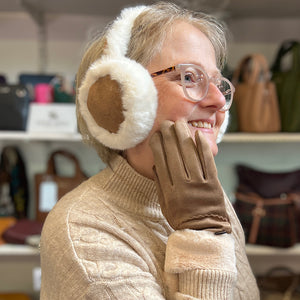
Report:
150,63,234,112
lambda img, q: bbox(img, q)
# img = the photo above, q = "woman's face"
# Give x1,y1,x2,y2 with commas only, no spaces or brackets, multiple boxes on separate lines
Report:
126,21,227,179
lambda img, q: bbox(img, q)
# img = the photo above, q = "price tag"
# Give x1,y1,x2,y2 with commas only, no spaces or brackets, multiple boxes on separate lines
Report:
39,181,58,212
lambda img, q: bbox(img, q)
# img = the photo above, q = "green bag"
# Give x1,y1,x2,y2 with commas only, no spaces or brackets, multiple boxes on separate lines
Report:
271,40,300,132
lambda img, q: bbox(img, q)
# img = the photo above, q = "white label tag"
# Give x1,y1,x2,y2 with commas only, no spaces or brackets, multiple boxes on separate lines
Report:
27,103,77,133
39,181,58,212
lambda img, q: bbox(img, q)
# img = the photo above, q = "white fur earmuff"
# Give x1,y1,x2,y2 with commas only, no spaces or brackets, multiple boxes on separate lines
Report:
217,110,229,143
77,6,158,150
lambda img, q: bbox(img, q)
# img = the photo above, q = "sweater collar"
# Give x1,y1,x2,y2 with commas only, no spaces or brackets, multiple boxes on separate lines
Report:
102,155,163,219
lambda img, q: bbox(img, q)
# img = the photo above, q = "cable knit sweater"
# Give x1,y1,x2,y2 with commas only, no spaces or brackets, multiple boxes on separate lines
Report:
40,155,259,299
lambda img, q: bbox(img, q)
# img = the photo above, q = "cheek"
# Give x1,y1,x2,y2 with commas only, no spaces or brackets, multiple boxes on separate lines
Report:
155,83,192,122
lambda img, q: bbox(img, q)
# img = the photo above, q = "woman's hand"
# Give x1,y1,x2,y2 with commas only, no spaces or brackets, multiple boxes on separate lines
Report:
150,120,231,233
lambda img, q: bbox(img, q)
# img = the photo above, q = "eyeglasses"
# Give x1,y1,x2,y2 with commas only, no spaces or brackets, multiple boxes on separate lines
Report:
151,63,235,111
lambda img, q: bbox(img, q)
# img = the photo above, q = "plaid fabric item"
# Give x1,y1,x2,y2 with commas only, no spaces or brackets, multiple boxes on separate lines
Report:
234,164,300,248
234,198,297,247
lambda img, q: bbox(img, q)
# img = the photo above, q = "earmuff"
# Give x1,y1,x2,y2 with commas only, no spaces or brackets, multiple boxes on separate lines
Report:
77,6,158,150
78,6,228,150
217,111,229,143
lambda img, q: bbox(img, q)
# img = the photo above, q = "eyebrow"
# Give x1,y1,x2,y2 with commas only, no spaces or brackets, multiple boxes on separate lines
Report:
184,60,222,77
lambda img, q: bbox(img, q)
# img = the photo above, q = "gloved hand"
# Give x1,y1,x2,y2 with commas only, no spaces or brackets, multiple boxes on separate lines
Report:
150,120,231,234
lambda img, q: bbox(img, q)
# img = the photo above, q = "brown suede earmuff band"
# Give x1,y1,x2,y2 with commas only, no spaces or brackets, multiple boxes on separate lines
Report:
87,75,124,134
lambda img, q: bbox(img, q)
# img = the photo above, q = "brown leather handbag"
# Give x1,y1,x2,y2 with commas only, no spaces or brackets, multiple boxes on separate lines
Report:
232,53,281,132
35,150,88,222
234,164,300,248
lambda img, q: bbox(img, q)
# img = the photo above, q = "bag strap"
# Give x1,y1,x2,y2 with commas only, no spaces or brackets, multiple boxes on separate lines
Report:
235,191,300,244
46,150,86,180
232,53,270,85
271,40,300,73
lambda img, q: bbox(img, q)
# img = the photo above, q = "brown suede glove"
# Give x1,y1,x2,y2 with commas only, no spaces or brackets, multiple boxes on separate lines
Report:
150,120,231,234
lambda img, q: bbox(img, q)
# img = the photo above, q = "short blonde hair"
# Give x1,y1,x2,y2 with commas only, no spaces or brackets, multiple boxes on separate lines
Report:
76,1,228,164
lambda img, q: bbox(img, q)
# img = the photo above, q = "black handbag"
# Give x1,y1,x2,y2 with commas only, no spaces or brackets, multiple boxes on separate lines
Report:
0,84,31,131
0,146,29,219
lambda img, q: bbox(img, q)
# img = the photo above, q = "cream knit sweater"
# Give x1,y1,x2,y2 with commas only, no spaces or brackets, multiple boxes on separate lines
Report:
40,155,259,299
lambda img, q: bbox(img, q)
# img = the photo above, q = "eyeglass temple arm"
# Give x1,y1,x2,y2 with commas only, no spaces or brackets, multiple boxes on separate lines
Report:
150,66,176,78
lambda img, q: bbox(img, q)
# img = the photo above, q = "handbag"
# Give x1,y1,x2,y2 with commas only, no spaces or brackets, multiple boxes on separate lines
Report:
2,218,43,245
35,150,88,222
232,53,281,132
234,164,300,248
257,267,300,300
0,146,29,219
0,84,31,131
271,40,300,132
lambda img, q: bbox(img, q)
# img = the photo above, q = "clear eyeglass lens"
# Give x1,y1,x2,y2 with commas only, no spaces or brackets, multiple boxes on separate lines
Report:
181,65,233,110
183,66,207,100
217,79,232,104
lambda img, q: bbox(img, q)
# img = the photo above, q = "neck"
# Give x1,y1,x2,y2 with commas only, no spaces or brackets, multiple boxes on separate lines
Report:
125,145,154,180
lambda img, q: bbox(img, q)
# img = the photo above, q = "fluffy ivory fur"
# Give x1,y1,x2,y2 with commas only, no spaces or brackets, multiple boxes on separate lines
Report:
77,6,158,150
217,110,229,143
165,229,236,274
104,6,147,58
78,57,158,150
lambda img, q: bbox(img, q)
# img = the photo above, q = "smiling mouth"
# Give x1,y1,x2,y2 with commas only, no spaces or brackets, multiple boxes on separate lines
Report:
188,121,212,129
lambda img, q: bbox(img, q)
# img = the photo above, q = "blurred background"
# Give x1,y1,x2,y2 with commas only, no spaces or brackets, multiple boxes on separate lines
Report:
0,0,299,82
0,1,300,299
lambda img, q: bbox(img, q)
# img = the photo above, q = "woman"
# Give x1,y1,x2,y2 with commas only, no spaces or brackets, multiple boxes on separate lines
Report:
40,2,259,299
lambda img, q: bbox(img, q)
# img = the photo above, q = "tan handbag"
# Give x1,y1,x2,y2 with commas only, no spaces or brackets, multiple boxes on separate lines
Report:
35,150,88,222
232,53,281,132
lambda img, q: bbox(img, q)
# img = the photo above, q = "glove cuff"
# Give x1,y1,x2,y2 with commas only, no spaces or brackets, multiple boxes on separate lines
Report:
165,230,236,273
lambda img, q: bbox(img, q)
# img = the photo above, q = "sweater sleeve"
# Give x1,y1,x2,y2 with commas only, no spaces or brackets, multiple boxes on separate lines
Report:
164,230,237,300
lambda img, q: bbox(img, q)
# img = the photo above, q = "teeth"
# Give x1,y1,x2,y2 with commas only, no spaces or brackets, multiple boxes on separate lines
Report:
189,121,212,129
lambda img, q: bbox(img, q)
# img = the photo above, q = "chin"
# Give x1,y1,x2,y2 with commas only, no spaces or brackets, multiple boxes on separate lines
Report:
209,141,218,156
200,131,218,156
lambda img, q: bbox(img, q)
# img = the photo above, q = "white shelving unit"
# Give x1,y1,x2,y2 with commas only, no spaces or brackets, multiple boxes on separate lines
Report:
1,131,300,142
246,244,300,275
0,131,82,142
223,132,300,143
0,244,39,256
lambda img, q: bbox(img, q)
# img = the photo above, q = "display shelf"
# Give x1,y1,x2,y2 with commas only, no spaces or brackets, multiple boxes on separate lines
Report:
246,244,300,275
223,132,300,143
246,243,300,256
0,244,39,257
1,131,300,143
0,131,82,142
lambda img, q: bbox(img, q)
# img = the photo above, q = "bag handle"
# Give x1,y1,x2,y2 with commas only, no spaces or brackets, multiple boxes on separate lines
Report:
46,150,86,180
271,40,300,73
232,53,270,85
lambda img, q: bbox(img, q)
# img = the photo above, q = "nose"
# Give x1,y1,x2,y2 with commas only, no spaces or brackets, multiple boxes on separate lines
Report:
200,82,226,111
